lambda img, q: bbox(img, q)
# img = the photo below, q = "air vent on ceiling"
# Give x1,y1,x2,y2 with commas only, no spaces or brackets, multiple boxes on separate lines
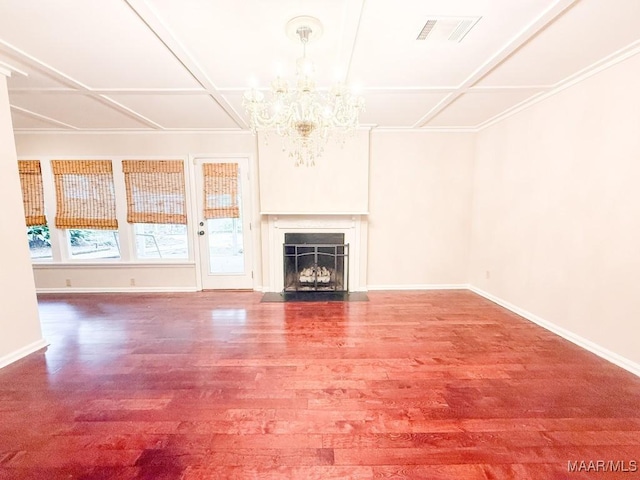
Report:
416,16,481,43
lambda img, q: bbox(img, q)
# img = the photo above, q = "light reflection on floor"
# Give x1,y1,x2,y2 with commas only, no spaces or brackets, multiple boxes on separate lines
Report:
211,309,247,324
39,299,129,377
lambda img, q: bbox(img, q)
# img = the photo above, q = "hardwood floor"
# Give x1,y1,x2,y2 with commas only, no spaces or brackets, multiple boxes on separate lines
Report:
0,290,639,479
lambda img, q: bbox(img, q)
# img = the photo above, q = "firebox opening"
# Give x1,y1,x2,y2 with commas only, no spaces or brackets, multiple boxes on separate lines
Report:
283,233,348,293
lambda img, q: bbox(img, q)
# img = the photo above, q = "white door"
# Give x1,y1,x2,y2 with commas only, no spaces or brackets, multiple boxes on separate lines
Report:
195,158,253,289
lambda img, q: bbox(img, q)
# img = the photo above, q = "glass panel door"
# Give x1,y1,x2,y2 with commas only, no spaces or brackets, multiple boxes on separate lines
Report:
207,217,244,274
196,158,253,289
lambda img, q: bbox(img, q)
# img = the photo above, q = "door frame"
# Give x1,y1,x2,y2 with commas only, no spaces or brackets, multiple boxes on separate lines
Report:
189,154,255,290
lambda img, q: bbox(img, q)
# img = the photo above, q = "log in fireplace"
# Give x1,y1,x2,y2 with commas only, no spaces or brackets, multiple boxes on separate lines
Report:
283,233,349,293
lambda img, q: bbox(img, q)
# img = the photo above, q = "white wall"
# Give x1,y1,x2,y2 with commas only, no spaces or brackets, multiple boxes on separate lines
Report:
469,52,640,368
258,129,370,214
15,132,255,158
17,129,477,292
33,264,196,292
367,131,475,288
14,132,262,292
0,73,45,367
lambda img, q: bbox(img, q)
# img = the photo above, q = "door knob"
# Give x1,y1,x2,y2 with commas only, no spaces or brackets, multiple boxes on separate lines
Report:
198,230,205,236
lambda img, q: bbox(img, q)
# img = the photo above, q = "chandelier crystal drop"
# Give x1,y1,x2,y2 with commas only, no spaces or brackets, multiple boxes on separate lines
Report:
243,17,365,167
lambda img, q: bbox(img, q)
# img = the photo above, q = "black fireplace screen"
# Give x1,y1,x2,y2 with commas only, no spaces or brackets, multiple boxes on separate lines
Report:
283,233,348,292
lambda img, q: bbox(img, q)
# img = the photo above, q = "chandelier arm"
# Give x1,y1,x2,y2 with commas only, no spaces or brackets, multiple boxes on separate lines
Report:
243,16,364,166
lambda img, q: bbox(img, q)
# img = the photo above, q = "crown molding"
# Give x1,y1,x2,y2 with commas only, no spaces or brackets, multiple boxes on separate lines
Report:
13,128,251,135
476,39,640,131
413,0,581,128
373,126,477,133
0,59,28,78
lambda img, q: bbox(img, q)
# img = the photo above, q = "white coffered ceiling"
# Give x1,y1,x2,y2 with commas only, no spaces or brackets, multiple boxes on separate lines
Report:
1,0,639,133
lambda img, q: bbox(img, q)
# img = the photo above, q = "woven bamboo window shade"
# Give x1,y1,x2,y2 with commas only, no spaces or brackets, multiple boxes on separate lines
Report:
51,160,118,230
122,160,187,224
18,160,47,226
203,163,240,219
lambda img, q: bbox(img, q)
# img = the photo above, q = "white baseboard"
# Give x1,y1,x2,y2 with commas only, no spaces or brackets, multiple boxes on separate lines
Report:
469,285,640,378
0,338,49,369
367,283,469,291
36,286,198,294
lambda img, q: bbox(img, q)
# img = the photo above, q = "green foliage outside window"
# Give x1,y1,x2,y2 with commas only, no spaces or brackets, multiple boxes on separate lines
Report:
27,225,50,248
27,225,92,247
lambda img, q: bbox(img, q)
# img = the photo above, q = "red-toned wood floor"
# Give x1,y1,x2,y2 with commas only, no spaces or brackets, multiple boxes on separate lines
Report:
0,291,639,479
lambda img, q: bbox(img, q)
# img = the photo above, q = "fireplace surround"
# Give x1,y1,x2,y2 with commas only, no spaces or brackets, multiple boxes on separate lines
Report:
261,214,368,293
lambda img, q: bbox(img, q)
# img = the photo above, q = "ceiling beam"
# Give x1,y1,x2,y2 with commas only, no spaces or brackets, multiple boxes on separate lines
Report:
413,0,582,128
125,0,248,129
10,105,79,129
0,40,165,129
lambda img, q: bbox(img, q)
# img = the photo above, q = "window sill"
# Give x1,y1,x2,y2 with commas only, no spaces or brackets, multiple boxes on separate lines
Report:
32,262,196,269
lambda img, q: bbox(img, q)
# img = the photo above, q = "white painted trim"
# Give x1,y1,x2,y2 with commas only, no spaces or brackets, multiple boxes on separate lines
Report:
469,286,640,378
36,287,198,294
191,156,255,290
413,0,580,128
0,339,49,369
13,126,478,134
477,41,640,131
13,129,251,135
372,127,477,133
263,214,368,293
0,59,28,77
0,66,11,78
349,287,369,293
8,34,639,135
260,211,369,216
367,283,469,291
32,262,195,270
468,85,552,91
125,0,248,129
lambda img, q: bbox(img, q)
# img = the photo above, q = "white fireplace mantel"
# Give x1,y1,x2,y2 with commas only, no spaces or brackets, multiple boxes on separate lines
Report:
261,213,368,293
260,211,369,216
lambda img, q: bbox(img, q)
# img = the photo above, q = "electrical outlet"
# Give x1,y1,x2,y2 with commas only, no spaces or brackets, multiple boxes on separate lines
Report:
65,279,71,287
130,278,136,287
485,270,490,280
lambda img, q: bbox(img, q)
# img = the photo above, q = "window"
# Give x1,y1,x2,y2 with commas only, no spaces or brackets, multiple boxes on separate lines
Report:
51,160,119,260
202,162,243,273
18,160,52,260
27,225,52,260
134,223,188,259
122,160,188,260
68,229,120,259
203,162,240,219
20,157,193,264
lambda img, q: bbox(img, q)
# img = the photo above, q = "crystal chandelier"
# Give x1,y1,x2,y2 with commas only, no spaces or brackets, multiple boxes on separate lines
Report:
243,16,365,167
